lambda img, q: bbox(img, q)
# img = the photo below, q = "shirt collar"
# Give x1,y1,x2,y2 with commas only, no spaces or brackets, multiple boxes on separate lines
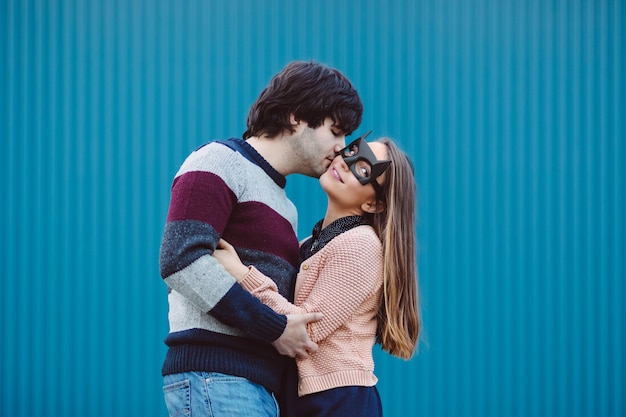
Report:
300,215,370,262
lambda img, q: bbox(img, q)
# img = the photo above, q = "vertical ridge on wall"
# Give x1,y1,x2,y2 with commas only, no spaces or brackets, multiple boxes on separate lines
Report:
3,0,16,410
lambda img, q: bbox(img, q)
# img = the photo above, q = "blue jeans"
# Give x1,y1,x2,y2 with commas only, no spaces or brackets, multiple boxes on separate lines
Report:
163,372,280,417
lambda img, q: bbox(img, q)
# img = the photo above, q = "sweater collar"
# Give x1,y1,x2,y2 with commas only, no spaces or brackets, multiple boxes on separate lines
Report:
216,138,287,188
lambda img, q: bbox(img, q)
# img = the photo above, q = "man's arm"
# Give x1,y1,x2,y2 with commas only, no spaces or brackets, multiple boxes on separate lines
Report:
159,145,287,343
161,144,322,355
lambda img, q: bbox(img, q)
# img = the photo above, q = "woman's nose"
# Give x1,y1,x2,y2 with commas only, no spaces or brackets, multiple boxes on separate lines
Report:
333,154,349,170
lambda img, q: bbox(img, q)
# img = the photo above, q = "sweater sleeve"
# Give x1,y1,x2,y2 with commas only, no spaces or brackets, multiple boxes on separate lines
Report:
240,228,383,343
159,144,287,342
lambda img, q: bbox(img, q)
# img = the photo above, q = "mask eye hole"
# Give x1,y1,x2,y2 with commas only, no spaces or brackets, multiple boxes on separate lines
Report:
343,143,359,157
354,160,372,180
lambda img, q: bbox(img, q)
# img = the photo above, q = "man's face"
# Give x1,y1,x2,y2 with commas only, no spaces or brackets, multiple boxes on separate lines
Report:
291,118,347,178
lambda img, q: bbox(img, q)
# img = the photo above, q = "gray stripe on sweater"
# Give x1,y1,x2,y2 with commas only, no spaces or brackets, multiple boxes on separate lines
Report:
167,289,243,336
164,254,236,314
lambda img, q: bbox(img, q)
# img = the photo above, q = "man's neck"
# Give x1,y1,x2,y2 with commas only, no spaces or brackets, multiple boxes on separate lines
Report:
246,135,291,176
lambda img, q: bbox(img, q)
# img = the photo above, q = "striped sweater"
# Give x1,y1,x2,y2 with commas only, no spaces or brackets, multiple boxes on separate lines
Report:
240,224,384,396
159,138,300,393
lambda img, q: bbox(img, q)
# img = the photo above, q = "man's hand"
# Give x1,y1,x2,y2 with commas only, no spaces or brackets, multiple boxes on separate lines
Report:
272,313,323,359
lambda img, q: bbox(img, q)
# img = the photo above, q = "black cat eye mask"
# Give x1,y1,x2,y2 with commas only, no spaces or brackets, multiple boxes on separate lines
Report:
337,131,391,201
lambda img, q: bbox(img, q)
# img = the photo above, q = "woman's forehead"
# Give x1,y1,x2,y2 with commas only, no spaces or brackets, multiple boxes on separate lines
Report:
368,141,389,161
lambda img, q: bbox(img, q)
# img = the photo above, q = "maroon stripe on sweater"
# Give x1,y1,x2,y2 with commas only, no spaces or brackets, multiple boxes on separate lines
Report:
166,171,236,235
166,170,299,267
223,201,300,268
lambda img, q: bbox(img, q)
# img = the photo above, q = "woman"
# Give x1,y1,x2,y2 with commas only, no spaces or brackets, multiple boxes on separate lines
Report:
213,133,420,417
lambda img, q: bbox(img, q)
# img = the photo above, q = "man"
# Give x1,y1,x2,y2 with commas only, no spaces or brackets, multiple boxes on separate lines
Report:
159,60,363,416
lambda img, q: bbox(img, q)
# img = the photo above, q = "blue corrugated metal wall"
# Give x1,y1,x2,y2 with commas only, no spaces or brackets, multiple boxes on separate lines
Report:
2,0,624,416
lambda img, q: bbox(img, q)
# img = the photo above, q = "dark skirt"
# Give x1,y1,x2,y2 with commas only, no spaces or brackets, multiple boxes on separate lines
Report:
279,360,383,417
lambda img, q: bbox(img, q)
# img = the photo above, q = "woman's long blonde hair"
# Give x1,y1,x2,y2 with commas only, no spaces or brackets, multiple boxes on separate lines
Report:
369,138,420,360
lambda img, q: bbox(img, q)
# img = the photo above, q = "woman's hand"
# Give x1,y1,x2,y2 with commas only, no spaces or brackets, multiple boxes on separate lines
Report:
213,239,250,281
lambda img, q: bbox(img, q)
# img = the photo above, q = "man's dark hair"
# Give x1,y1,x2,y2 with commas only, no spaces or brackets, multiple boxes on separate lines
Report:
243,61,363,139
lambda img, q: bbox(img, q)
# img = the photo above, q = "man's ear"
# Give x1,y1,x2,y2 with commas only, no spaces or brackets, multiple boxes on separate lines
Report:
289,113,300,126
361,199,385,214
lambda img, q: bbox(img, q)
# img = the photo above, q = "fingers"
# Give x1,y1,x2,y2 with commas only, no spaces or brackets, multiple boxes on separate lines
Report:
292,341,319,359
293,341,318,359
290,313,322,357
303,339,319,355
300,312,323,324
273,312,324,359
292,313,322,358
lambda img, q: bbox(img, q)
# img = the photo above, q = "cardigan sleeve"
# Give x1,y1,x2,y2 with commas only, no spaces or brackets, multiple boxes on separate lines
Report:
241,267,302,315
239,227,383,342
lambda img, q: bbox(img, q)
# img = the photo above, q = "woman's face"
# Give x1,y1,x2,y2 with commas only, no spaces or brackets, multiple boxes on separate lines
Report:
320,141,389,213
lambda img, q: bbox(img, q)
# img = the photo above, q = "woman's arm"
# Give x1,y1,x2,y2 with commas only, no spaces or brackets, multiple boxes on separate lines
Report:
213,239,302,315
213,231,383,342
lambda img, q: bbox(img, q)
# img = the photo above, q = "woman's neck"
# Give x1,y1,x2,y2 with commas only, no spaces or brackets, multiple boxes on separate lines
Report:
322,205,364,229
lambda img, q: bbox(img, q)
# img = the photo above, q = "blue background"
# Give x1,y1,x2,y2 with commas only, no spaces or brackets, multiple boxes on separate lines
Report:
1,0,624,416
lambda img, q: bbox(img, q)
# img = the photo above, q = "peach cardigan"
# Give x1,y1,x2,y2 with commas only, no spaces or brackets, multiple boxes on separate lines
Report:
240,225,383,396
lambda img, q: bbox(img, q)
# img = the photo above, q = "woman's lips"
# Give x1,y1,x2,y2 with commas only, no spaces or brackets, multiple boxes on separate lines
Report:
331,167,344,183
